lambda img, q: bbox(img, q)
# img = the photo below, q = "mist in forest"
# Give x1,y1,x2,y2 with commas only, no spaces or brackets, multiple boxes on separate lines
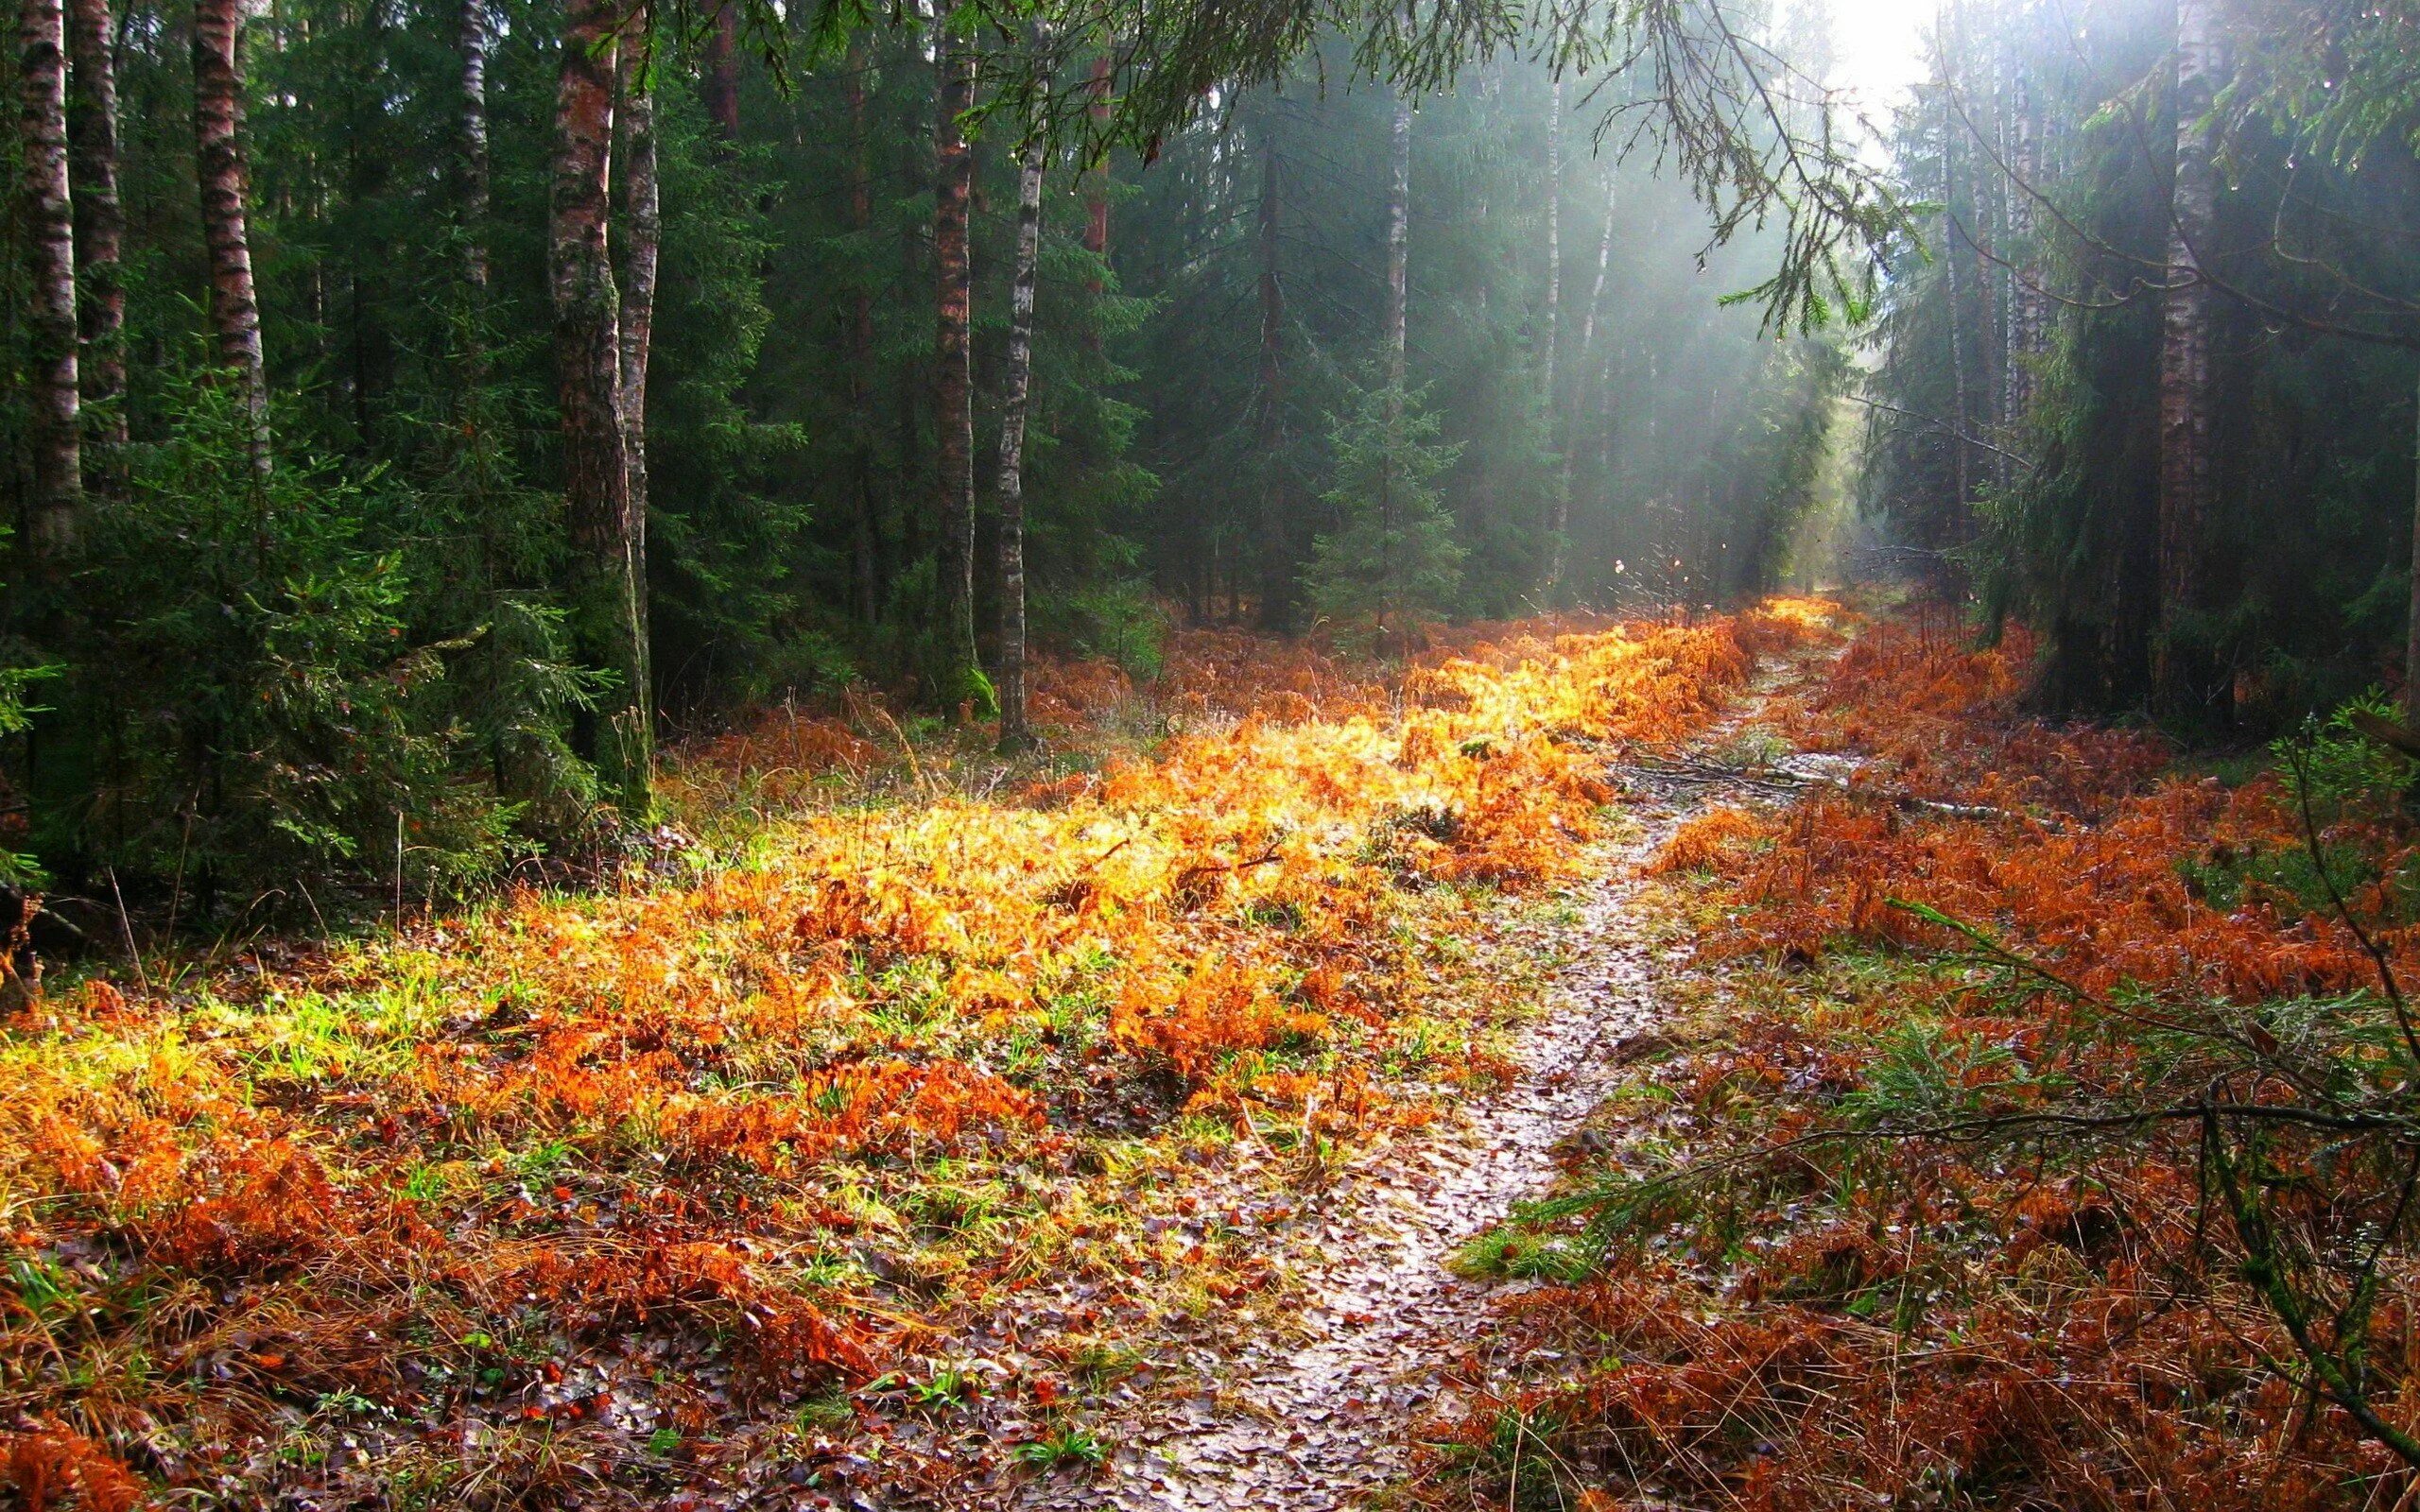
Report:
8,0,2418,897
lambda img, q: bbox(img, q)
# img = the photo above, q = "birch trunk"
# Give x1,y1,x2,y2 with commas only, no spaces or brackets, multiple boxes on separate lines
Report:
1539,77,1567,597
1941,75,1971,531
2156,0,2221,719
931,29,981,707
1548,174,1616,594
20,0,80,547
995,132,1046,752
1379,94,1410,644
549,0,647,807
1580,176,1615,354
614,43,658,713
1543,77,1561,404
193,0,268,476
66,0,122,455
458,0,491,304
1385,97,1409,392
2004,43,2039,425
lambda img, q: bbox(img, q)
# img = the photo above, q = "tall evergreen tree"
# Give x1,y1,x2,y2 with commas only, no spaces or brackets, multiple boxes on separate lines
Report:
549,0,647,807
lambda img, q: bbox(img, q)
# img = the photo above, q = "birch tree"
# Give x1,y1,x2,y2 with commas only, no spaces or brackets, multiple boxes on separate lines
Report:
19,0,80,548
2156,0,2221,719
194,0,268,476
66,0,121,457
930,26,983,709
995,124,1046,753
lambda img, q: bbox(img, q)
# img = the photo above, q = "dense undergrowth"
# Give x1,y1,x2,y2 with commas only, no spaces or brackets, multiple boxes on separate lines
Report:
0,604,1831,1509
1427,616,2420,1510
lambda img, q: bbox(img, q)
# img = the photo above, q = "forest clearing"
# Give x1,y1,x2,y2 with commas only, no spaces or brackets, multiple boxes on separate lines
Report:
14,597,2420,1509
12,0,2420,1503
0,603,1829,1506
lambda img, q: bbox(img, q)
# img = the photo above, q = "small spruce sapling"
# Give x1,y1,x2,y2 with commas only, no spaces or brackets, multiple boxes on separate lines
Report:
1302,377,1466,651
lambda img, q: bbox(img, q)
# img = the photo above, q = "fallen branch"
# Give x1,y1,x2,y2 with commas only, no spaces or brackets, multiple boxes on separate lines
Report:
1614,754,2038,828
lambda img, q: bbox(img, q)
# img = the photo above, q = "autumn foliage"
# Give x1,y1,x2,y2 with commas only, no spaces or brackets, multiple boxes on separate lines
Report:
0,606,1822,1505
1425,608,2420,1512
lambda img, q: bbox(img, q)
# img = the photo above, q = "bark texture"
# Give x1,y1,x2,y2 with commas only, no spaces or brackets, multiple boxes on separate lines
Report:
458,0,492,301
1942,84,1972,524
931,31,980,705
2407,378,2420,727
615,47,658,567
193,0,268,475
1542,77,1561,408
549,0,648,805
1385,97,1409,392
66,0,122,455
995,133,1046,752
1082,51,1111,275
20,0,80,548
1580,177,1616,354
2156,0,2221,718
1539,77,1565,596
700,0,738,143
614,44,658,740
1080,46,1111,356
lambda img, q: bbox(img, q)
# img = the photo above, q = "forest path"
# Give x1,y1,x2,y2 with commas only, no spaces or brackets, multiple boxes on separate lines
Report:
1010,644,1827,1512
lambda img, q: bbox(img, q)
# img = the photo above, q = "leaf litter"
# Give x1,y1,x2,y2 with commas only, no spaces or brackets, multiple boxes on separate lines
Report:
0,603,1845,1509
1011,637,1851,1512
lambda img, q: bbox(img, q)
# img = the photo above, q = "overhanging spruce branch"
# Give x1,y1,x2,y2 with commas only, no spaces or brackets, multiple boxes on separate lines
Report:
1845,394,2035,475
678,0,1909,335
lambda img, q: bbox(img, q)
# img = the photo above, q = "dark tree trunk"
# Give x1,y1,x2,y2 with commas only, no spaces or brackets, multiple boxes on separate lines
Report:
931,29,979,707
1253,117,1290,630
701,0,739,143
458,0,491,305
2408,377,2420,727
20,0,80,547
193,0,268,476
66,0,122,457
1082,49,1110,287
2156,0,2221,720
995,129,1045,753
845,38,881,625
549,0,648,807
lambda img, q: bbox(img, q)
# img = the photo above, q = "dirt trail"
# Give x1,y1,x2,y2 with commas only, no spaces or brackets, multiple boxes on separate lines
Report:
1013,652,1817,1512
